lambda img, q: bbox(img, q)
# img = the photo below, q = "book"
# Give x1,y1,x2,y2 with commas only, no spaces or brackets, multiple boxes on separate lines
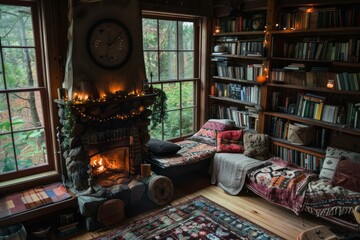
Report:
321,105,339,123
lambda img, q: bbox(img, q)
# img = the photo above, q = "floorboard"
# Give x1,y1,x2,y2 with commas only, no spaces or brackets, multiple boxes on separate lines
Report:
65,172,346,240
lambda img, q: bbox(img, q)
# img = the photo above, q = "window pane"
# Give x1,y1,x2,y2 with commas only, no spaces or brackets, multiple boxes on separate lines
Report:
142,18,158,50
164,110,180,139
0,5,35,47
14,129,47,170
0,134,16,174
9,91,44,131
3,48,38,88
0,94,10,134
178,21,194,50
163,82,180,110
179,52,194,79
144,51,159,81
160,51,177,80
149,127,162,140
182,81,194,108
182,108,194,136
159,20,177,50
0,53,4,89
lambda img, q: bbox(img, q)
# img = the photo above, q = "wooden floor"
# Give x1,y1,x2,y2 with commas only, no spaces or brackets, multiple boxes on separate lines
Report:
67,172,340,240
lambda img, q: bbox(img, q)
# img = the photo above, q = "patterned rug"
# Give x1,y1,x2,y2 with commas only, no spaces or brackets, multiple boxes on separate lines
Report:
96,195,282,240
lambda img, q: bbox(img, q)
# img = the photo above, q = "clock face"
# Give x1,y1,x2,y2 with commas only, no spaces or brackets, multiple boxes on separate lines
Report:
87,19,132,69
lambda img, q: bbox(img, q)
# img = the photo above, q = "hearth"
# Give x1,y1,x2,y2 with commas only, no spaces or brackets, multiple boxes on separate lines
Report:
55,93,156,191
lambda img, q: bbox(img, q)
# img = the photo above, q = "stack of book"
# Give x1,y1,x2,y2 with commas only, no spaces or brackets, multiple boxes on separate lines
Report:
298,93,326,120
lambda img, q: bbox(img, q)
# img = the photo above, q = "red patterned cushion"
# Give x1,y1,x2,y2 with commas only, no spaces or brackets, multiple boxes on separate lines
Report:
216,130,244,153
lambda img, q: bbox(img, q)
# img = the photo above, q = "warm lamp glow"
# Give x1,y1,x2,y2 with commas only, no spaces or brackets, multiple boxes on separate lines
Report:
257,75,267,83
327,79,335,89
214,26,221,34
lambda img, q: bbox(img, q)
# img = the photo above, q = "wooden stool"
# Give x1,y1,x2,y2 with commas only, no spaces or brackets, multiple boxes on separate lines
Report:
297,225,338,240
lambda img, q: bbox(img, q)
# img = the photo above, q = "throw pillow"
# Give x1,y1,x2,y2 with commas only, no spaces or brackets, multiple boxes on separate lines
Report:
325,146,360,163
216,130,244,153
332,159,360,192
147,138,181,156
188,119,235,146
319,156,341,181
243,132,271,160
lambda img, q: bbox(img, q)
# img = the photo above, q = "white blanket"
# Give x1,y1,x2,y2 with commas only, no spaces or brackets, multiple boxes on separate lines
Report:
211,153,268,195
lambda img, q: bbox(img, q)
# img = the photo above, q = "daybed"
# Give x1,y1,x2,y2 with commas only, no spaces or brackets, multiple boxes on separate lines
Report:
146,119,235,178
212,145,360,231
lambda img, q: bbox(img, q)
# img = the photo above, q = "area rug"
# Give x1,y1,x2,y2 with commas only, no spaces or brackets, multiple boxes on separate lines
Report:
0,182,72,219
96,195,282,240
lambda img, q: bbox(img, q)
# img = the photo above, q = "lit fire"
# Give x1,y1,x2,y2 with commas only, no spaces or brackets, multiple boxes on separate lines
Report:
92,158,107,174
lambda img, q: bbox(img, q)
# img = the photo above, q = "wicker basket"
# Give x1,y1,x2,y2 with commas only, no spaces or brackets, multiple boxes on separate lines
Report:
287,123,314,146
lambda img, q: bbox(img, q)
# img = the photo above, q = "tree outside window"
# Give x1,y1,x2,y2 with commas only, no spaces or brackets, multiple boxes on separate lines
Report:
0,3,52,179
142,16,199,140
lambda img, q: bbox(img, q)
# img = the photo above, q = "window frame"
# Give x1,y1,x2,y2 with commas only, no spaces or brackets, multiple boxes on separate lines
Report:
142,13,201,141
0,0,56,182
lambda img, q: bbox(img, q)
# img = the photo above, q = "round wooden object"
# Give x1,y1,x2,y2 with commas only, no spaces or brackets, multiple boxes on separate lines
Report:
97,199,125,226
147,175,173,205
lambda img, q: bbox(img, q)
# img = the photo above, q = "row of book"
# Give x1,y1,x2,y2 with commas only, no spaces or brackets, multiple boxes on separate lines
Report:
214,40,265,57
271,67,334,88
217,14,266,33
347,102,360,129
272,145,324,173
215,62,263,80
271,67,360,91
274,39,360,63
268,117,330,148
279,5,360,30
214,82,260,104
209,105,259,131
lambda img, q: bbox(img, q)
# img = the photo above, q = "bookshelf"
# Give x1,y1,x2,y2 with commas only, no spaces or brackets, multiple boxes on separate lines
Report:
262,0,360,170
210,2,268,132
209,0,360,171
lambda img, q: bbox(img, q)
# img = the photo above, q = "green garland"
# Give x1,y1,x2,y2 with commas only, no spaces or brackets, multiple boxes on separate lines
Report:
150,88,167,130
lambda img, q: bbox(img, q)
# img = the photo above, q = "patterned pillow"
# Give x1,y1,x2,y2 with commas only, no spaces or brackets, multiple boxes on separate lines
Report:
325,146,360,163
319,156,341,180
216,130,244,153
243,132,271,160
188,119,235,146
319,147,360,181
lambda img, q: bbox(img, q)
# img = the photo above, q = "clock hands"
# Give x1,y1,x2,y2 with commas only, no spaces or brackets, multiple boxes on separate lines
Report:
108,31,124,46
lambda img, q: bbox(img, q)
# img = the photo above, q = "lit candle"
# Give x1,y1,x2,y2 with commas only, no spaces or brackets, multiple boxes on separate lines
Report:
327,79,335,89
257,75,267,83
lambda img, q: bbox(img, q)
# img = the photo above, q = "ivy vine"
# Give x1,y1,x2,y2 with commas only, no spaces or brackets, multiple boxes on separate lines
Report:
150,87,168,130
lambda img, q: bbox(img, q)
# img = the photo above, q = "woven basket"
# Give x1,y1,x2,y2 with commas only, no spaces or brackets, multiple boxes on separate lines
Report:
287,123,314,146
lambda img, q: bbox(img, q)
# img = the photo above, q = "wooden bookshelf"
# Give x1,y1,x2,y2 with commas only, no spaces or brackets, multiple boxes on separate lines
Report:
209,0,360,160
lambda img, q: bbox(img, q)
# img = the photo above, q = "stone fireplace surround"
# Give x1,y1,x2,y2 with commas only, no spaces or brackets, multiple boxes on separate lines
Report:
55,93,164,230
56,93,156,191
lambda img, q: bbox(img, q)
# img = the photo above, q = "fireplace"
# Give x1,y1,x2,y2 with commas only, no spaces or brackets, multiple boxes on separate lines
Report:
55,93,156,191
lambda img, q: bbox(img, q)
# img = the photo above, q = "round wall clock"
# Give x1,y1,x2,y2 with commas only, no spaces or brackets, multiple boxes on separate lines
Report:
87,19,132,69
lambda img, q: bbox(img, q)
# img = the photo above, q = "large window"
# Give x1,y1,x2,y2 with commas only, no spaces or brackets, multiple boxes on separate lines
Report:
142,15,200,140
0,2,54,181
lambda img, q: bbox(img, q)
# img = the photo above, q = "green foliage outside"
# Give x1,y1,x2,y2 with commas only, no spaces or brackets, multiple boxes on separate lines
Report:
143,18,196,140
0,5,47,174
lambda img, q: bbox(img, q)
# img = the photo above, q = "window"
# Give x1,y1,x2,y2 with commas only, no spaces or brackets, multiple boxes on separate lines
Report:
142,15,200,140
0,2,54,181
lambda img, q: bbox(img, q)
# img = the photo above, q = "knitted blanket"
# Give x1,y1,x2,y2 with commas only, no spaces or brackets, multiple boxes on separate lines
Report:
211,153,268,195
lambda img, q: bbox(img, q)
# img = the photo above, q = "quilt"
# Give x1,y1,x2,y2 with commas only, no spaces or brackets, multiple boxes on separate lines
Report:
148,140,216,168
303,178,360,217
246,157,317,214
0,182,71,219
